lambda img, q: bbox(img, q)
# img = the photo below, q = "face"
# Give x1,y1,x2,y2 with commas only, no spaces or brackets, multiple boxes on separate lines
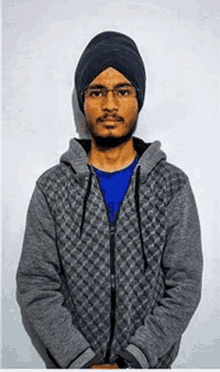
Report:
84,67,138,148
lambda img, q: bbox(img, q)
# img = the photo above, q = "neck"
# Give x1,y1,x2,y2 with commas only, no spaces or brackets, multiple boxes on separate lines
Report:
88,137,137,172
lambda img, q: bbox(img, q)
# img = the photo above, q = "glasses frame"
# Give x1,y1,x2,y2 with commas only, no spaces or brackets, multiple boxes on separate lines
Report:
84,85,137,100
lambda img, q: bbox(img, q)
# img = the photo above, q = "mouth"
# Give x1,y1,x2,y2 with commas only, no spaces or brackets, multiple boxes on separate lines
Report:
98,115,123,123
103,120,120,125
102,121,123,130
104,118,119,121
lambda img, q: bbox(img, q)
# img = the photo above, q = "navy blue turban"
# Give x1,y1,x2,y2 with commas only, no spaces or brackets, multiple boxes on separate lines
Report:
75,31,146,113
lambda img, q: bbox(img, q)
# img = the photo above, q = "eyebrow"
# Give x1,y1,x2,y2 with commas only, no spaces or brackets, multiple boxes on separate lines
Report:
88,83,133,89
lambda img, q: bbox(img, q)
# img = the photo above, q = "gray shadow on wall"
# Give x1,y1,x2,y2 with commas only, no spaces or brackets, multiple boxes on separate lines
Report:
72,88,91,139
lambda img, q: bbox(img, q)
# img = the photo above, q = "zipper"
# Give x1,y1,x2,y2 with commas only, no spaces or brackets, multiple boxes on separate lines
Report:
105,224,116,363
90,169,137,361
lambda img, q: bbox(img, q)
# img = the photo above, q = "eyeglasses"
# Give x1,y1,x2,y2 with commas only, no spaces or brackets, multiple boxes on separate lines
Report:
84,86,137,100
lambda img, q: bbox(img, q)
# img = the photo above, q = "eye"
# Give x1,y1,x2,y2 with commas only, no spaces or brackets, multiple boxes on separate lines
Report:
89,89,104,98
117,87,132,97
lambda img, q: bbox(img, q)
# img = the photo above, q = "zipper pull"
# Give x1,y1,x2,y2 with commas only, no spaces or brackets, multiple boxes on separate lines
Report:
111,274,116,288
110,225,116,235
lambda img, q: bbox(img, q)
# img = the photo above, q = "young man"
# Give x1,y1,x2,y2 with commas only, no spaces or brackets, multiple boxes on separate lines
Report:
16,31,203,369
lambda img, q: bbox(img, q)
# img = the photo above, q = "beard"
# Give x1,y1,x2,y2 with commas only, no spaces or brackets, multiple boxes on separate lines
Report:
86,119,138,149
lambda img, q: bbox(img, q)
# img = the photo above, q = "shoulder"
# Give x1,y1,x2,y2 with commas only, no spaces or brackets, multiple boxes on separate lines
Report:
157,160,188,183
36,163,73,195
152,160,189,202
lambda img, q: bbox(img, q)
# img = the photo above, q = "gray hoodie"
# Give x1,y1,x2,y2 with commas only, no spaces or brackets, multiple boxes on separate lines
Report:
16,137,203,368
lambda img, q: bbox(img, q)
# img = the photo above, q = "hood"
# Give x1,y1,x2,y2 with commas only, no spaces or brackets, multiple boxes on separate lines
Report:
60,137,166,177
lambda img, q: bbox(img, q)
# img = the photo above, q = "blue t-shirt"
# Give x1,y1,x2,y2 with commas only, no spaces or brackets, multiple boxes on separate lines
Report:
93,158,138,223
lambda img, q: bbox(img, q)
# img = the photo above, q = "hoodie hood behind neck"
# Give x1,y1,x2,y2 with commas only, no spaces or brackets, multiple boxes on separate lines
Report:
60,137,166,177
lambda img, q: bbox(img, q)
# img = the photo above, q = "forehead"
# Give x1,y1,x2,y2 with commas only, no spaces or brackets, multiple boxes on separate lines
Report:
89,67,131,87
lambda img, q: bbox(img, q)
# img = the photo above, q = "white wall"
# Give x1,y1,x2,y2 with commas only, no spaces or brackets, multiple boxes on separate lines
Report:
2,0,220,368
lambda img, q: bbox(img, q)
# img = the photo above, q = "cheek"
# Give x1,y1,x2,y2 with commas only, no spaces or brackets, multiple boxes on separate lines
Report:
121,100,138,119
84,101,101,122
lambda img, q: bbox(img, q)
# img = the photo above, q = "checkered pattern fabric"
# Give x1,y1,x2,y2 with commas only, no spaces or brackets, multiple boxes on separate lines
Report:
38,157,186,365
110,161,186,362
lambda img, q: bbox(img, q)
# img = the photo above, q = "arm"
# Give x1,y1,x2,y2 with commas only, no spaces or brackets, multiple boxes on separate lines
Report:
16,184,98,368
121,180,203,368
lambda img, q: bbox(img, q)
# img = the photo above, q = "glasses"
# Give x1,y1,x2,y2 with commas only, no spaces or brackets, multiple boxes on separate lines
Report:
84,85,137,100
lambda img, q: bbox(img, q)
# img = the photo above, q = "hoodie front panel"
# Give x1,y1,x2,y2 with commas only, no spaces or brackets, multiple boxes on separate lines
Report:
40,164,112,360
110,164,166,359
110,159,187,361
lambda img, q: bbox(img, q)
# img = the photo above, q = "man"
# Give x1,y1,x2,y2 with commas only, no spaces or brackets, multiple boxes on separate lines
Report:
16,31,203,369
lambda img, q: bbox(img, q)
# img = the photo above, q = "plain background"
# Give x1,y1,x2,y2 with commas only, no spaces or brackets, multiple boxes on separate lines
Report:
2,0,220,368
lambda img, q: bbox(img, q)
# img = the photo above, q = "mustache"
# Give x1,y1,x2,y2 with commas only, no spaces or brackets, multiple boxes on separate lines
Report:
96,113,124,123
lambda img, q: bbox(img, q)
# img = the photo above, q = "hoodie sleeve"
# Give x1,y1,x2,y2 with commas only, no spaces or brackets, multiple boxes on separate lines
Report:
16,184,99,369
123,180,203,368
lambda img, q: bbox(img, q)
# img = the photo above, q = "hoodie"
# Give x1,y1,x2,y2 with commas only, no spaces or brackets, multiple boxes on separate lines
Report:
16,137,203,369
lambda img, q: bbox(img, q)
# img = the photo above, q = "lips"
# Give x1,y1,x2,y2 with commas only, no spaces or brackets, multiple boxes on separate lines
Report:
103,119,119,123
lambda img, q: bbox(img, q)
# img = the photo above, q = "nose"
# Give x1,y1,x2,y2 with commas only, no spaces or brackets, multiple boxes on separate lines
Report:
102,91,118,112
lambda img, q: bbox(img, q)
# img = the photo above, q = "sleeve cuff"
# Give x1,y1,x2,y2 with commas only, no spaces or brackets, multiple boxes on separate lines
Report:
124,344,150,368
68,348,97,369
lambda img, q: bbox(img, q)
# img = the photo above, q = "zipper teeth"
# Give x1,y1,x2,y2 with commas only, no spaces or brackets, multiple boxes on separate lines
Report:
89,173,116,362
105,224,116,363
91,174,116,362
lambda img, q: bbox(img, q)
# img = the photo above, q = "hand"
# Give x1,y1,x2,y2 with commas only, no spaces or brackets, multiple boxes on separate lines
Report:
90,362,119,369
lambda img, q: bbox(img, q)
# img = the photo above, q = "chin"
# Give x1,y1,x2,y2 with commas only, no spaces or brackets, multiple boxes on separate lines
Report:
92,127,137,149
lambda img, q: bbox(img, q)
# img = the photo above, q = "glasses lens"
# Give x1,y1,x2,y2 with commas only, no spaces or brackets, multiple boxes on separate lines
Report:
85,88,105,98
115,86,135,98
